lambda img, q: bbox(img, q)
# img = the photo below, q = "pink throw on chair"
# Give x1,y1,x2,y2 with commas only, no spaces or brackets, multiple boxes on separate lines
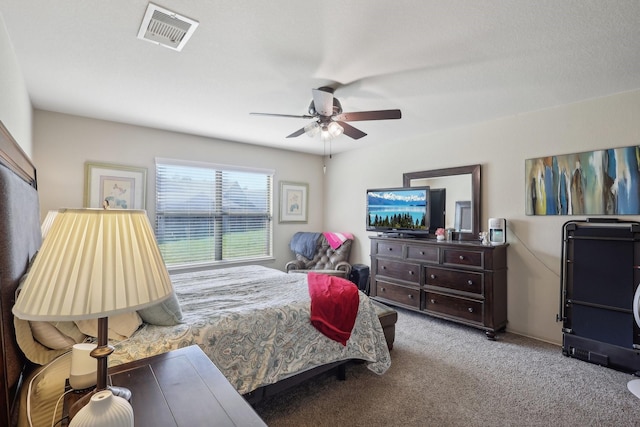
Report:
323,232,354,249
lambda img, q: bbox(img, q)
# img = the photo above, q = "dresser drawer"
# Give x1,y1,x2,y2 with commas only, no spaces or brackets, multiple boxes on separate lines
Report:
425,267,483,294
376,241,404,258
443,248,483,268
406,244,438,263
376,258,420,284
375,281,420,309
423,292,483,323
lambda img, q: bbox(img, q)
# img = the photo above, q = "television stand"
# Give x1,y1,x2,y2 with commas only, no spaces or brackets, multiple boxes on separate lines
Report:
369,236,508,339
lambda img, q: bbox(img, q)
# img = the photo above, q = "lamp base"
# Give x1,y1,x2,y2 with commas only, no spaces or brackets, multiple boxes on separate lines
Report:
69,317,133,421
69,385,132,421
69,389,134,427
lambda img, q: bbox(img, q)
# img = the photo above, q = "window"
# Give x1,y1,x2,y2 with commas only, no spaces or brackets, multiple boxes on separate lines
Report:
155,158,273,268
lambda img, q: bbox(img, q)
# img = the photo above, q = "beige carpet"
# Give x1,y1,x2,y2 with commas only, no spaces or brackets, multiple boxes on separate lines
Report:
253,307,640,426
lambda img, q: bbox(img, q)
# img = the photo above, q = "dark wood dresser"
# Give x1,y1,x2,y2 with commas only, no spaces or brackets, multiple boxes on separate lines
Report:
370,236,508,339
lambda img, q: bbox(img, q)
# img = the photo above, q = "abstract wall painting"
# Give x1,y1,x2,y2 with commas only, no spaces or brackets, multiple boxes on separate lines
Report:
525,145,640,215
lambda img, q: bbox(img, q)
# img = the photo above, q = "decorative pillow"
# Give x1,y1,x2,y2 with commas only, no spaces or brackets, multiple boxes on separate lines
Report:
75,311,143,340
29,321,85,350
137,292,184,326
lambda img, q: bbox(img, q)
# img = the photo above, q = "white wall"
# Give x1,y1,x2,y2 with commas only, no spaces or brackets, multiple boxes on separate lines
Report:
324,89,640,344
0,15,32,155
33,110,325,271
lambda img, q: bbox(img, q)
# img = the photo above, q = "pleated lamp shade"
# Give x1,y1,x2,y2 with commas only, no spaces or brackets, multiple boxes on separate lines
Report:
13,208,173,321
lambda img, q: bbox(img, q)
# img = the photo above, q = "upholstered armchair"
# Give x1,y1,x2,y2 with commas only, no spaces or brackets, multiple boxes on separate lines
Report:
285,232,353,278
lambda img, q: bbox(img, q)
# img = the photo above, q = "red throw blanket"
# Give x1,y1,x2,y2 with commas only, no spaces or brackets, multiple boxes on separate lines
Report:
307,272,360,346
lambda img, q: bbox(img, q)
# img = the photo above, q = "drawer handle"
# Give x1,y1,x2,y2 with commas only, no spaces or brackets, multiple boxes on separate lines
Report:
420,251,425,255
430,299,436,304
382,266,386,270
459,255,465,260
467,280,473,285
468,307,474,313
380,287,386,292
409,270,414,275
408,294,414,299
430,274,436,279
388,247,393,251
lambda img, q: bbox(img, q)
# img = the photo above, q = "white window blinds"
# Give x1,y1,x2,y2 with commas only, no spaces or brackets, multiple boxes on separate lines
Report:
155,158,273,268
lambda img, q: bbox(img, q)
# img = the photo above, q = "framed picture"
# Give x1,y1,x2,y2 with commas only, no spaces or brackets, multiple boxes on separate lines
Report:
279,181,308,223
84,162,147,209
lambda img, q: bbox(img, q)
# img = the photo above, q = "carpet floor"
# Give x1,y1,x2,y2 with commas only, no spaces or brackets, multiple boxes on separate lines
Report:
253,307,640,426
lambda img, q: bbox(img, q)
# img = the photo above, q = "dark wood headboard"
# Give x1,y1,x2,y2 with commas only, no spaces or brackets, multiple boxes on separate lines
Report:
0,121,40,426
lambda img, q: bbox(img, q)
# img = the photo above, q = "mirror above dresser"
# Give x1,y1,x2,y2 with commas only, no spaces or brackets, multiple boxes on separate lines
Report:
403,164,481,241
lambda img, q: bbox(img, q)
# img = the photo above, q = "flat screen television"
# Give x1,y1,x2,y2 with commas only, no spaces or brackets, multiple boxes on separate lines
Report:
366,186,430,236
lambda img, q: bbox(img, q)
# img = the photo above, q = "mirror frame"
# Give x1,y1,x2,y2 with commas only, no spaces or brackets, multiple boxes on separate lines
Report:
403,164,481,241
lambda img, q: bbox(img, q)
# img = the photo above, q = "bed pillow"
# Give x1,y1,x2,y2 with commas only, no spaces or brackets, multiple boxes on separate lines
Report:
75,311,143,340
29,321,86,350
137,292,184,326
14,317,70,365
14,267,87,363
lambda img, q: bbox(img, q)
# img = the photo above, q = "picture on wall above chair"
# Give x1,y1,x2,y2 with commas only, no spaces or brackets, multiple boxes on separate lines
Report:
279,181,308,223
525,145,640,215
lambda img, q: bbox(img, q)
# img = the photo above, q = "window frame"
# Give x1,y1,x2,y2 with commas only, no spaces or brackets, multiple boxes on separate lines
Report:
155,158,274,270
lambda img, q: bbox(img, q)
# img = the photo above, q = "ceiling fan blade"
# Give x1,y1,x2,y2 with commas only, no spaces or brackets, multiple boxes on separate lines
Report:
251,112,314,119
338,121,367,139
334,109,402,122
312,88,334,116
286,127,306,138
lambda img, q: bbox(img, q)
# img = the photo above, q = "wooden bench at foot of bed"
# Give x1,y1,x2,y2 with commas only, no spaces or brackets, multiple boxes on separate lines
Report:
371,300,397,351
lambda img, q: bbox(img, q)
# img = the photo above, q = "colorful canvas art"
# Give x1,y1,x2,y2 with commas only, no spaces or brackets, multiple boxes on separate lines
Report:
525,145,640,215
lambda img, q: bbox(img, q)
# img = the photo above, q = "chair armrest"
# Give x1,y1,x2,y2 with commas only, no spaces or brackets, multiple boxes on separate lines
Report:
286,260,305,272
335,261,352,277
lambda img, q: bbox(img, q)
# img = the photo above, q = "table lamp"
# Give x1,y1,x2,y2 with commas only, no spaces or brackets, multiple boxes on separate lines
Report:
13,208,174,420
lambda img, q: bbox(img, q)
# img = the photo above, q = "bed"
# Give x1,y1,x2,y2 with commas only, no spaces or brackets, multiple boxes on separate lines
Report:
0,122,390,426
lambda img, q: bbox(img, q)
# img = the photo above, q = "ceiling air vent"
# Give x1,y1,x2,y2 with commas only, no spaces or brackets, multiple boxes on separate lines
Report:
137,3,199,51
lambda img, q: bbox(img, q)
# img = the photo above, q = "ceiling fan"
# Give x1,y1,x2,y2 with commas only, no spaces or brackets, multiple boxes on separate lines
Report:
251,87,401,140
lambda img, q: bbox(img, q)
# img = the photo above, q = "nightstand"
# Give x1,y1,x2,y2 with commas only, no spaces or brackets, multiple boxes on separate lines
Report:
63,345,266,427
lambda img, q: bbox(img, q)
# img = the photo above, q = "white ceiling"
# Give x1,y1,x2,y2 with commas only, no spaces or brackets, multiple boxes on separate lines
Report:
2,1,640,155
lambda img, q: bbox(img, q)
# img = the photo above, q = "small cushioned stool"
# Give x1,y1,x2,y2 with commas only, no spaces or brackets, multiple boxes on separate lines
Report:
370,300,398,350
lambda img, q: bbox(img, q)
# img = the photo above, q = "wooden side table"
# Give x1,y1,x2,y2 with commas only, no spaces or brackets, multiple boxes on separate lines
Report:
64,345,266,427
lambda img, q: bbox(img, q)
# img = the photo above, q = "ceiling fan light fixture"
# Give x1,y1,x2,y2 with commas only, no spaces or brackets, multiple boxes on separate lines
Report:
252,87,400,141
327,121,343,138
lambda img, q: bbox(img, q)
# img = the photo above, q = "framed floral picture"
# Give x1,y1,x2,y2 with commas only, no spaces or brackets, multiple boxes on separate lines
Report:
84,162,147,209
279,181,308,223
